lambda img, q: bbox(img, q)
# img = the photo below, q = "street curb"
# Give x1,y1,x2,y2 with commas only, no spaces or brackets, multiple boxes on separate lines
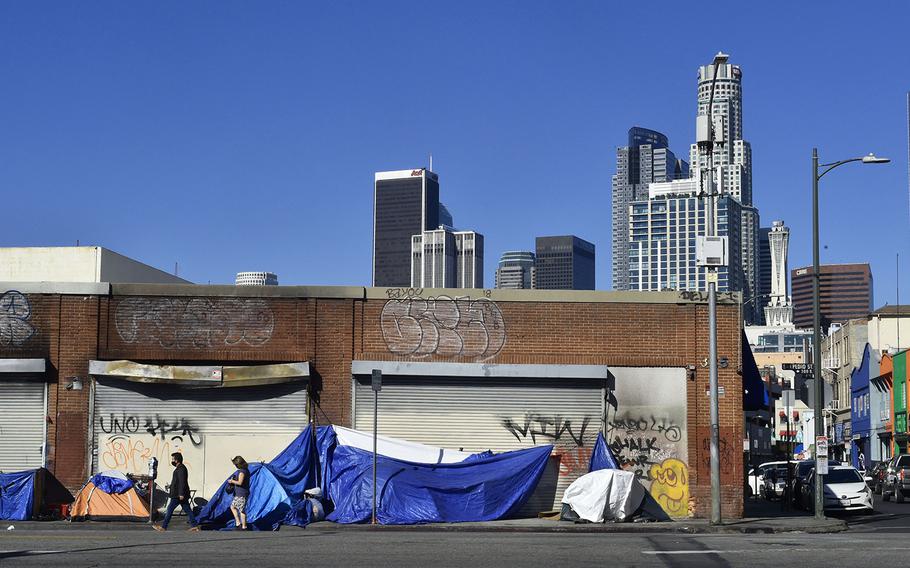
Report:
3,519,849,535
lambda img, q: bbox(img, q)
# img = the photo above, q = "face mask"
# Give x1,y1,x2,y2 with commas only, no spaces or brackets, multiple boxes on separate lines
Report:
171,461,177,466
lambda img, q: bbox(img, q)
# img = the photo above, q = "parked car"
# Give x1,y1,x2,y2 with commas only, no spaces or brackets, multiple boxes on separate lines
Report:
791,460,816,507
870,462,888,494
747,461,787,498
762,465,790,500
882,455,910,503
801,465,873,513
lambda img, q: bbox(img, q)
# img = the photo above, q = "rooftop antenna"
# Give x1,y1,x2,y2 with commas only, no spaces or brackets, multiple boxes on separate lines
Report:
429,153,433,172
898,252,901,350
174,262,178,277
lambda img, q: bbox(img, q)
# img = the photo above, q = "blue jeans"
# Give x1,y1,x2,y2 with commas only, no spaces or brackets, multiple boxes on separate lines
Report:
161,497,196,529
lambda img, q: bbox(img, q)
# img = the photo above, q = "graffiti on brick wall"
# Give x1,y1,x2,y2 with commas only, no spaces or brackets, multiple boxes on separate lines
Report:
701,436,734,475
380,290,505,360
114,297,274,349
649,458,690,517
0,290,36,347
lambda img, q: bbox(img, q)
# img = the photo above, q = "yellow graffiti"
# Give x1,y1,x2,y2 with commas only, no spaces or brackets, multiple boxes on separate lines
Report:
649,458,689,517
101,436,183,472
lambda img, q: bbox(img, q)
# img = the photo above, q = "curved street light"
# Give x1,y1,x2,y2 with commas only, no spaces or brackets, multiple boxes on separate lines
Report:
811,148,889,520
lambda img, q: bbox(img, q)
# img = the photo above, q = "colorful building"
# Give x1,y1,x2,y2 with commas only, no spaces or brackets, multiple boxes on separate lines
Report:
894,351,908,454
871,351,892,463
850,344,873,469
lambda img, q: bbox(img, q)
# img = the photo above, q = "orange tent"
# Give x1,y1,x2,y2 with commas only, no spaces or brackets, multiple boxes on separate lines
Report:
70,471,150,522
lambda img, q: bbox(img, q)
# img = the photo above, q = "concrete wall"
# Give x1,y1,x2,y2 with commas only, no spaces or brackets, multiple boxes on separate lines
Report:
0,283,745,518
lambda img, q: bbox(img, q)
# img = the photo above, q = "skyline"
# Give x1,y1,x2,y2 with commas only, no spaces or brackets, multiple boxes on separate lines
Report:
2,2,909,308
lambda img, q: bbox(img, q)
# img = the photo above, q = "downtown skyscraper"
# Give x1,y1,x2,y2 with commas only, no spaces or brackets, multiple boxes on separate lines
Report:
613,54,761,322
611,127,689,290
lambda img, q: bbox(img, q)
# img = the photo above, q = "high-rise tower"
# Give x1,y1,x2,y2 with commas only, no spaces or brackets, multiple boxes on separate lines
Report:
611,127,688,290
373,169,440,287
763,221,793,327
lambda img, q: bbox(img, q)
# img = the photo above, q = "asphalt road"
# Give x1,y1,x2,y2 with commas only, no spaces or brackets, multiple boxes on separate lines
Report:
1,496,909,568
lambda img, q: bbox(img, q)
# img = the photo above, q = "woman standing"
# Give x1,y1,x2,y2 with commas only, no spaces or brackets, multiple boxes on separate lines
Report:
227,456,251,530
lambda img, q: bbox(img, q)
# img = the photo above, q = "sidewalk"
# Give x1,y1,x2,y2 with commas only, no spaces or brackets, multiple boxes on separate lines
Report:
2,515,847,535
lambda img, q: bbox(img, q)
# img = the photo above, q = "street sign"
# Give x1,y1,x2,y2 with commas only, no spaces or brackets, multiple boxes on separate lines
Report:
781,363,813,372
816,435,829,474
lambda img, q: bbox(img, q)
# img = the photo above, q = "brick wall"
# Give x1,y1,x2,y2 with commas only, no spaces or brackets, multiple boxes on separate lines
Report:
0,287,744,518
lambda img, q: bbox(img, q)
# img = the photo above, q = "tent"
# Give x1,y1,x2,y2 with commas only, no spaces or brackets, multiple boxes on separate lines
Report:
562,469,646,522
70,471,150,521
198,425,552,528
0,468,74,521
0,470,37,521
195,463,293,531
326,443,552,525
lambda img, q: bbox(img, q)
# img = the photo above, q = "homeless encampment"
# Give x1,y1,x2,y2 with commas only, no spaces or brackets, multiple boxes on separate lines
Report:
196,425,552,529
559,433,670,523
70,471,150,521
0,468,74,521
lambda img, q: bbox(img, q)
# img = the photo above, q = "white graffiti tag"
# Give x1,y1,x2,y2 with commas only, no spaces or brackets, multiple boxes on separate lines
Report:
380,293,506,361
114,297,274,349
0,290,36,347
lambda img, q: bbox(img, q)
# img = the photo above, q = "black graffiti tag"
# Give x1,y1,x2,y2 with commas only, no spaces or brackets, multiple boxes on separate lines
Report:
501,413,591,447
143,415,202,446
98,412,141,435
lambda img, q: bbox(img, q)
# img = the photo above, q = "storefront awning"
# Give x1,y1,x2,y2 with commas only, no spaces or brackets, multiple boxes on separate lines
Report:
0,358,45,374
89,360,309,388
351,360,610,381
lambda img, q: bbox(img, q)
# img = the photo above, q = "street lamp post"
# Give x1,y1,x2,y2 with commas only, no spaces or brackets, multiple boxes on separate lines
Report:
700,51,728,526
812,148,889,520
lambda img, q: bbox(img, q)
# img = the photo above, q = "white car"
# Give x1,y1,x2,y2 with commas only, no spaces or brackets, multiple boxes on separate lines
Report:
747,461,788,498
802,465,874,512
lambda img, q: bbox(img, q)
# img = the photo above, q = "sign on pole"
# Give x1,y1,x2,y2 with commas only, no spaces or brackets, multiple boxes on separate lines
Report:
371,369,381,524
781,363,814,372
816,435,829,475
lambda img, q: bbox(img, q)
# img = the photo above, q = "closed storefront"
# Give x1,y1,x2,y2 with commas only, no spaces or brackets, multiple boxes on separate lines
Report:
90,361,309,499
0,359,47,473
351,361,607,514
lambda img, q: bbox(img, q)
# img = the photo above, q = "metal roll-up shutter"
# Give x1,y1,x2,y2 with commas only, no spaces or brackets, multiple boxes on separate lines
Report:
0,380,46,472
353,376,604,514
92,379,307,499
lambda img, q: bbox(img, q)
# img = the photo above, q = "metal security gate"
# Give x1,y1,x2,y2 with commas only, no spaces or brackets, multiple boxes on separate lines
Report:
352,376,605,514
0,379,47,472
92,379,308,499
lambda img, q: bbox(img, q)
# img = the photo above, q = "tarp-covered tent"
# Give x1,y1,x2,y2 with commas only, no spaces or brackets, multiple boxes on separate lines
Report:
589,433,620,471
326,443,552,525
70,471,150,521
0,470,37,521
197,425,552,529
195,463,293,531
0,468,74,521
562,469,645,523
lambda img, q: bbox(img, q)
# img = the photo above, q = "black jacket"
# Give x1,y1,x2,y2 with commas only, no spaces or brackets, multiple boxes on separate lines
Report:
169,463,191,499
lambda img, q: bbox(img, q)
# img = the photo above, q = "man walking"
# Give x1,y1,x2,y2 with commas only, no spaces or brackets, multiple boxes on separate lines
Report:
153,452,197,532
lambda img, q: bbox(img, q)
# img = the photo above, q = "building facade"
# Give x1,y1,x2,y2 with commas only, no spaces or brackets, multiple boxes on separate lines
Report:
495,251,536,290
411,228,484,289
763,221,793,328
821,318,869,462
373,169,440,287
535,236,595,290
611,127,688,290
0,246,189,284
627,181,743,293
791,264,874,330
0,283,748,519
758,227,772,319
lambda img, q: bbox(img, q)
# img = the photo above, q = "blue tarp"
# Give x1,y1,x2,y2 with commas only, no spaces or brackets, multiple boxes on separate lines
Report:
589,432,620,471
0,469,36,521
195,463,293,531
326,443,552,525
197,425,553,528
90,474,134,494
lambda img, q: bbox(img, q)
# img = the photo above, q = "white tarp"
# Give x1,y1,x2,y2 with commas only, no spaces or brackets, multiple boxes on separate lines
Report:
561,469,646,523
333,425,474,464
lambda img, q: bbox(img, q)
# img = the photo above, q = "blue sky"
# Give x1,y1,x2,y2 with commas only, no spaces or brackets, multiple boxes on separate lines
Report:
2,1,909,307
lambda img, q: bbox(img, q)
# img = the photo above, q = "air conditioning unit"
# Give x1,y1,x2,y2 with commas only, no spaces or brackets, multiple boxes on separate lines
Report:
696,236,728,267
